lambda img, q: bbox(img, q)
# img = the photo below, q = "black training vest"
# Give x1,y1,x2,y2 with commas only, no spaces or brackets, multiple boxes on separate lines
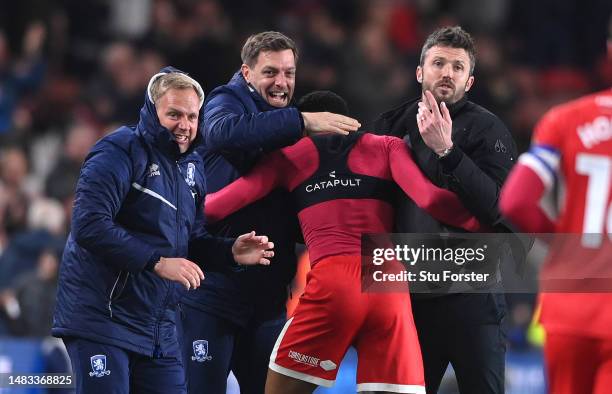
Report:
291,132,399,211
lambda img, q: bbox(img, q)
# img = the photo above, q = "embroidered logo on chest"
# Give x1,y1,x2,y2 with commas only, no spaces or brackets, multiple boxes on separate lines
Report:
148,163,161,177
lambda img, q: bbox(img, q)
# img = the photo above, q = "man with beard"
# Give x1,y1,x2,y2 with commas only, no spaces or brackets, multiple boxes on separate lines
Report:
374,26,518,393
204,90,488,394
181,32,360,394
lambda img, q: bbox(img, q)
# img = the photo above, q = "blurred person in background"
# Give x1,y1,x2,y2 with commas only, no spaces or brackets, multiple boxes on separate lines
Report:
86,41,143,125
296,7,346,96
52,68,275,394
0,146,30,240
0,21,46,134
1,248,59,337
374,26,519,393
181,31,360,394
0,196,65,290
342,1,415,130
45,121,98,209
0,197,65,337
500,20,612,393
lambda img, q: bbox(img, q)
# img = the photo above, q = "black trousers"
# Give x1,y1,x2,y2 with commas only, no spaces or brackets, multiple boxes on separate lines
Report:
411,293,507,394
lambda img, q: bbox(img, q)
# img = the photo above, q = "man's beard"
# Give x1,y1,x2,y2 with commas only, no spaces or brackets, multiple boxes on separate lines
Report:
423,80,465,105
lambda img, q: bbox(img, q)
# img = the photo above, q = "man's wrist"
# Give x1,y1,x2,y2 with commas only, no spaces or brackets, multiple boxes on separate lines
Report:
145,252,162,272
226,238,241,266
300,112,309,136
438,144,463,172
298,111,306,135
437,144,454,158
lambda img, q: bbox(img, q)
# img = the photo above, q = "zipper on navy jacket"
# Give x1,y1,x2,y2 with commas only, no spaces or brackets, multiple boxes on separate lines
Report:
175,161,181,254
151,160,182,356
153,320,161,357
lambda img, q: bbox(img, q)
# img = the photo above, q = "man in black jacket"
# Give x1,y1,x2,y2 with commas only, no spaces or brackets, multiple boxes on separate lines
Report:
374,26,517,393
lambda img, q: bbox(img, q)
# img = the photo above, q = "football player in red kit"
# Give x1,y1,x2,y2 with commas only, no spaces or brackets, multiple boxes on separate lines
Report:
500,87,612,394
206,91,485,394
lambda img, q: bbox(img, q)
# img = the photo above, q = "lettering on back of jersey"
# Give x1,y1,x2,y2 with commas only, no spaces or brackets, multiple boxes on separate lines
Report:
304,170,362,193
577,116,612,149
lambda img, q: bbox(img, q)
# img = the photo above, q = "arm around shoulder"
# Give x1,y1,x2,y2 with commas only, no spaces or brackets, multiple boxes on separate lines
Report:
203,92,303,151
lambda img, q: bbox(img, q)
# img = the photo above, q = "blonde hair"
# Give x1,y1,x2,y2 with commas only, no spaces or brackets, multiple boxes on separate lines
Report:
148,72,205,108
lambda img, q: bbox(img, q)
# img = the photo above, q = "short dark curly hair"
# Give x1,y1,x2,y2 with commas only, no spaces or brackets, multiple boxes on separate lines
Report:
419,26,476,75
297,91,349,115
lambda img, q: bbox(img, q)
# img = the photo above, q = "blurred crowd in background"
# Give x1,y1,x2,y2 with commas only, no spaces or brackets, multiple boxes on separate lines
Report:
0,0,610,353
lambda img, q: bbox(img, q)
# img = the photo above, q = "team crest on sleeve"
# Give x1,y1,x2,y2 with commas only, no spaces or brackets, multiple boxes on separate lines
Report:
89,354,111,377
191,339,213,362
185,163,196,187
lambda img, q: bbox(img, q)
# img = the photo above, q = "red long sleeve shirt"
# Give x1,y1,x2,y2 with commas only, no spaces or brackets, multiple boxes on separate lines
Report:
206,133,483,264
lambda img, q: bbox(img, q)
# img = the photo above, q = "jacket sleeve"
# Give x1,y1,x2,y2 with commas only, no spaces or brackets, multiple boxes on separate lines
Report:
388,137,485,232
438,115,517,227
203,91,303,152
204,150,289,222
190,149,292,266
500,153,557,233
71,141,160,274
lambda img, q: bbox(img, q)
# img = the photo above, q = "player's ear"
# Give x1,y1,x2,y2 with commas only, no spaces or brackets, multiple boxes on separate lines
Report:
465,75,474,92
416,66,423,84
241,64,251,83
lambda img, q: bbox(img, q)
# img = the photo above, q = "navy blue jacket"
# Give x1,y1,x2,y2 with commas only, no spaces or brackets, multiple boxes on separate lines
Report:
53,67,234,357
182,71,301,325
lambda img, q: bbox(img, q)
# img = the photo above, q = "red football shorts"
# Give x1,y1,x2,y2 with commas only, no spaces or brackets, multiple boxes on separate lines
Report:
545,332,612,394
269,255,425,393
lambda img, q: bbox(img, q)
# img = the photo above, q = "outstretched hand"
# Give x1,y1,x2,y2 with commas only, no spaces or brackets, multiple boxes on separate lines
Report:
232,231,275,266
416,90,453,156
302,112,361,136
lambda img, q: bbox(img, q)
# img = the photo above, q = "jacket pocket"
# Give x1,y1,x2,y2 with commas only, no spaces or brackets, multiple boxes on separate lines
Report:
107,271,129,318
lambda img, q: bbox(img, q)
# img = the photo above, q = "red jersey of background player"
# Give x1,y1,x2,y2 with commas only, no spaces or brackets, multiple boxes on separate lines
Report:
500,88,612,339
205,132,484,264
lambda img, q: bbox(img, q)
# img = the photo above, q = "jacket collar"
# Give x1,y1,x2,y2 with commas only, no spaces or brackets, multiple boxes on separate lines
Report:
406,94,469,116
136,66,205,158
445,95,468,118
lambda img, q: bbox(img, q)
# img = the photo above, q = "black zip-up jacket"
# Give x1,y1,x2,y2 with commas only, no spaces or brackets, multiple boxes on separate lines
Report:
373,95,517,233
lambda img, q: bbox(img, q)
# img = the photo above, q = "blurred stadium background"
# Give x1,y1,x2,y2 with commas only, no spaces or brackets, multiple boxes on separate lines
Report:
0,0,610,392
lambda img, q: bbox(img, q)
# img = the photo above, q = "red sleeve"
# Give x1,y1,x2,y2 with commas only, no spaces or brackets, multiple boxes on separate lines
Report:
387,137,485,232
500,163,555,233
204,149,290,222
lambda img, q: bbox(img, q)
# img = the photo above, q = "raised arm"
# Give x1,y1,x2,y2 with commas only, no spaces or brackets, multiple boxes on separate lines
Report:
387,137,485,232
419,91,517,226
203,90,303,152
205,149,290,222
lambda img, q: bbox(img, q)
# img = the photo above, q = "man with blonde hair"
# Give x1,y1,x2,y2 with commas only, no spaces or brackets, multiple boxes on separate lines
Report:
53,67,275,394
